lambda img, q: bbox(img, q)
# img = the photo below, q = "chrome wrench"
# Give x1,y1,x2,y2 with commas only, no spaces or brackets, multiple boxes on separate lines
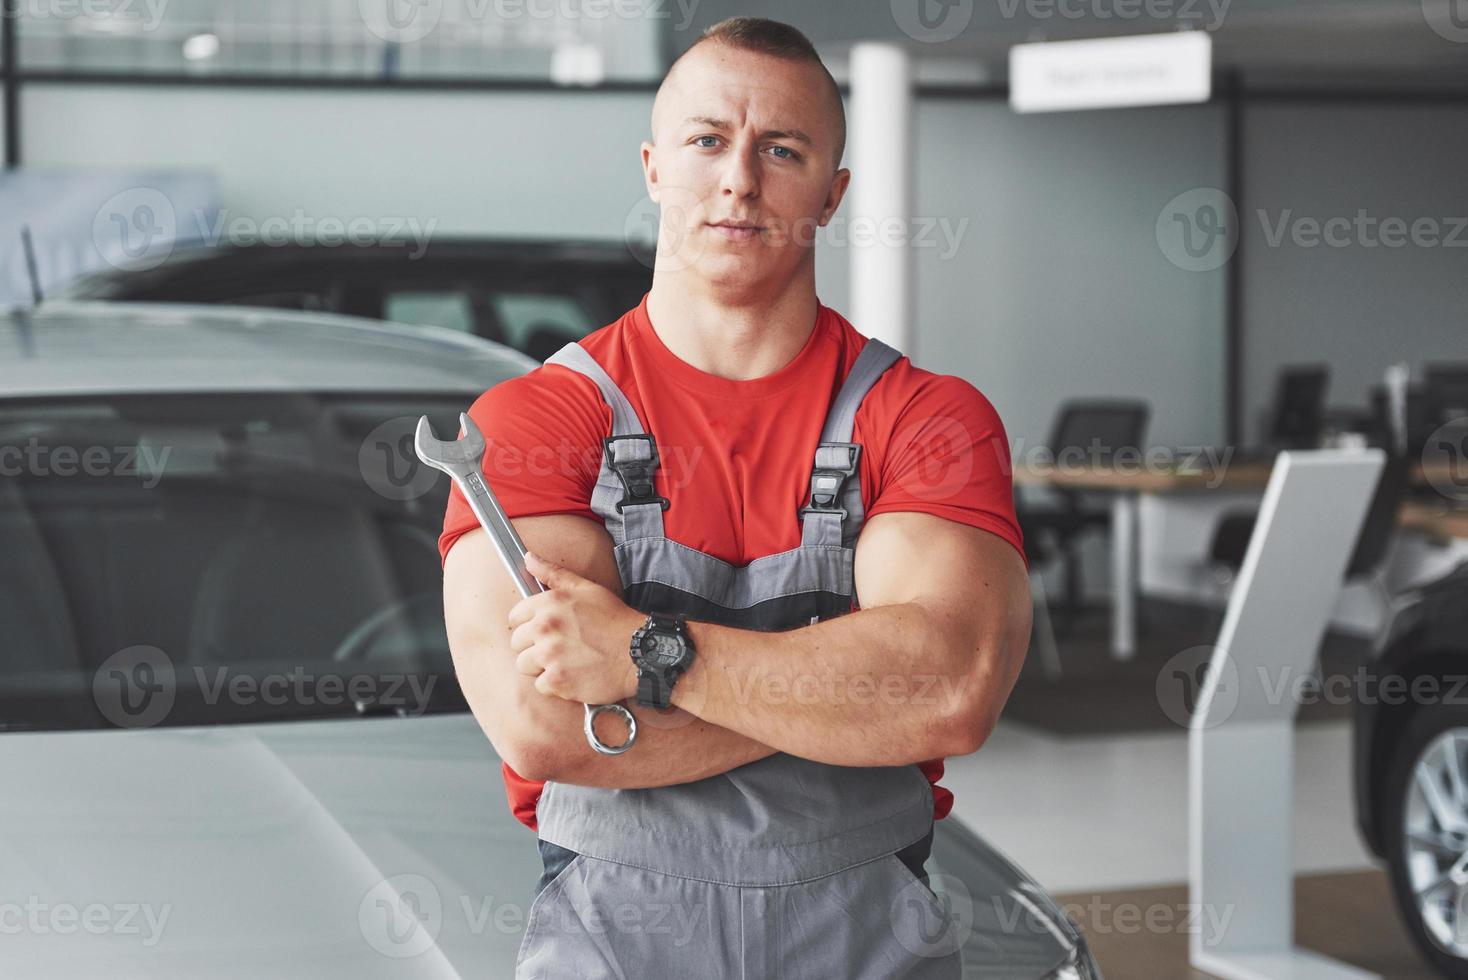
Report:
415,413,637,756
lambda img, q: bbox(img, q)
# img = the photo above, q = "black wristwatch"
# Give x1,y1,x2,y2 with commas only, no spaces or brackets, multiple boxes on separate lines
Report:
628,612,696,710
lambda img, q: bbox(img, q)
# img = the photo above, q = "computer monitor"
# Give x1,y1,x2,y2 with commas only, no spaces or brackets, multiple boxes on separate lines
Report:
1267,365,1330,449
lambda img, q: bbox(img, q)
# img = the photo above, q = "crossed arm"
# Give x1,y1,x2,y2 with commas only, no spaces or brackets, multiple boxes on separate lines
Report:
441,510,1031,790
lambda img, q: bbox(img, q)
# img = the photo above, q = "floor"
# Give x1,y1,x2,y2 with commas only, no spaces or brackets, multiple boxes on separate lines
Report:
1055,871,1438,979
942,600,1438,977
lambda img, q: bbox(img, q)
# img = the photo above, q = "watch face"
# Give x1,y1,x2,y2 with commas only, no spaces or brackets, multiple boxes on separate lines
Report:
640,632,683,666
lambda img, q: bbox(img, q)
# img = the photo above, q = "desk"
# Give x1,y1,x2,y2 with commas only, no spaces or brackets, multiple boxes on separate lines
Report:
1398,500,1468,541
1013,457,1456,658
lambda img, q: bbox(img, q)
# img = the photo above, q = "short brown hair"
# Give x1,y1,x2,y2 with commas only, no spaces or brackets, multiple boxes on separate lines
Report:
668,17,845,170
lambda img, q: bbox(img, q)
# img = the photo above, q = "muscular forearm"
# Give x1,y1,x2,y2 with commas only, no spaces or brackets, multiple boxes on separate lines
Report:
521,691,779,789
671,602,976,767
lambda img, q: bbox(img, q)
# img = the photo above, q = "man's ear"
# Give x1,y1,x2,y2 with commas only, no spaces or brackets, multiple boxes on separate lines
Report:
819,168,852,226
640,140,659,202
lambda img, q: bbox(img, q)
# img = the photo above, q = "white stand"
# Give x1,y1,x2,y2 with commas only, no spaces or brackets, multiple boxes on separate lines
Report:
1189,450,1385,980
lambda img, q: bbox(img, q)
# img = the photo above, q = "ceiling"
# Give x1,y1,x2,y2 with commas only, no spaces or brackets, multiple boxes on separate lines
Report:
674,0,1468,92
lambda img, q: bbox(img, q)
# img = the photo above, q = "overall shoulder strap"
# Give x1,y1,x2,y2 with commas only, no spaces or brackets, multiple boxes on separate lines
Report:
543,341,667,545
544,341,644,436
799,338,904,550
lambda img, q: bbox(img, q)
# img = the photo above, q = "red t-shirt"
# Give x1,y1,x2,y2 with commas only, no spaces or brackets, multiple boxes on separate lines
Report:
439,292,1024,832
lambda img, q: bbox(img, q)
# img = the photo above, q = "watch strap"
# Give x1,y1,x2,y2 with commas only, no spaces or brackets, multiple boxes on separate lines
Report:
631,611,690,710
636,668,674,710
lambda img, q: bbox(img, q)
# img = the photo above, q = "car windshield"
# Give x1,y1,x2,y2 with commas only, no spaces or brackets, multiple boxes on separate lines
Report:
0,392,474,732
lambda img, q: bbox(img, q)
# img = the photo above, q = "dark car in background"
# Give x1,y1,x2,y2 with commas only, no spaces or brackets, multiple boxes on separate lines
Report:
54,238,654,361
1354,561,1468,978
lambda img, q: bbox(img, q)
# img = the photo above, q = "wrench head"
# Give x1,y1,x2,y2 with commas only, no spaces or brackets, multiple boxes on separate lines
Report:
414,412,486,473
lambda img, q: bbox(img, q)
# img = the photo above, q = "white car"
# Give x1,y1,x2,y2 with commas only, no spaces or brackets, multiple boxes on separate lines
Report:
0,302,1100,979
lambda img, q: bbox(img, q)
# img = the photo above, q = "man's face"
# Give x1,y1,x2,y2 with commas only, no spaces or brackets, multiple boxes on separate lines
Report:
641,43,850,289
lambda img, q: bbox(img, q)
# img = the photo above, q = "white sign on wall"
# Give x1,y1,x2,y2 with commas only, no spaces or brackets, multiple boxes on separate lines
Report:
1010,31,1213,114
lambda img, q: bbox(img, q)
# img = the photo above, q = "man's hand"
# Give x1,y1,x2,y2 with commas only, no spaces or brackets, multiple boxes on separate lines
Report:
508,550,646,706
444,516,779,789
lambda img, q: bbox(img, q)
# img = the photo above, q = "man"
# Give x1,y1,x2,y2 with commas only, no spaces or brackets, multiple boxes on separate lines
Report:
439,16,1031,978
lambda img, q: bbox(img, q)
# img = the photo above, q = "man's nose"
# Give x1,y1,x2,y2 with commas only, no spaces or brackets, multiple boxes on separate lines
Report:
719,141,761,199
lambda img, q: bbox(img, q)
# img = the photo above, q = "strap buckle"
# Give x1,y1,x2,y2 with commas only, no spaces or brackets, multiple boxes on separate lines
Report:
603,434,670,513
798,441,861,521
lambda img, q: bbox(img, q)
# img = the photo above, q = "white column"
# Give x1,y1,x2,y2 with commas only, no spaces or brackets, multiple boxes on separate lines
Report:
848,42,914,354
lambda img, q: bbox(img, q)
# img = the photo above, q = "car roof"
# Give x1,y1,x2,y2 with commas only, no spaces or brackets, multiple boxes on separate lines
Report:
57,237,651,292
160,237,642,265
0,301,539,398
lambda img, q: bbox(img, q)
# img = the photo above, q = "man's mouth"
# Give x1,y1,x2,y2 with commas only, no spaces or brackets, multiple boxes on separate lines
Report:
709,221,764,241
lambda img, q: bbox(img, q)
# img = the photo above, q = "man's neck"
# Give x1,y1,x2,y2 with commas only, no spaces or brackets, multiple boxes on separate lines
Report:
644,271,821,382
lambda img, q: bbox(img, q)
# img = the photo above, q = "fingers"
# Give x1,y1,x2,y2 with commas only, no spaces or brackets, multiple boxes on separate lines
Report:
533,668,562,699
505,590,554,630
515,646,543,678
523,551,562,587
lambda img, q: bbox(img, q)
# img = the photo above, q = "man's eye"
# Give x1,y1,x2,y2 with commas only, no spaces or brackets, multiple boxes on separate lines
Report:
695,136,719,148
769,145,798,160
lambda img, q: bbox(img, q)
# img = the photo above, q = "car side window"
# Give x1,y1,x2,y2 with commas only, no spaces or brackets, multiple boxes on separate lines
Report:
384,290,476,334
491,292,596,361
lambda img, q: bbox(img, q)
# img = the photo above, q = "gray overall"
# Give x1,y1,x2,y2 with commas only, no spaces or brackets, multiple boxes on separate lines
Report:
515,337,962,979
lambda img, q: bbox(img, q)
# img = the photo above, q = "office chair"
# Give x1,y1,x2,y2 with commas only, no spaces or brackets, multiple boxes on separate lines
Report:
1264,365,1330,450
1016,399,1151,634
